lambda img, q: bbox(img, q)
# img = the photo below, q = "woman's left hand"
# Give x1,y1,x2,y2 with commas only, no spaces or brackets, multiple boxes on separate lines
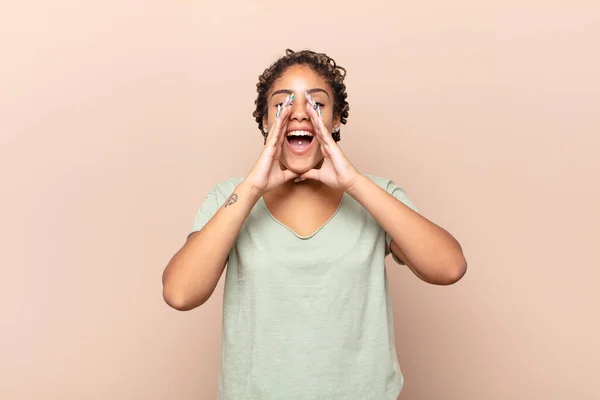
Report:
299,93,361,191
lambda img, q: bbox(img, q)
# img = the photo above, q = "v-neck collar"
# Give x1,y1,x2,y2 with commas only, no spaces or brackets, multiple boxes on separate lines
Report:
260,193,346,240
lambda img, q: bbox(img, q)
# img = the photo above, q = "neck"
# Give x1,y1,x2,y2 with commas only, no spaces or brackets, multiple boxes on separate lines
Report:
272,160,337,198
264,178,334,204
283,178,327,194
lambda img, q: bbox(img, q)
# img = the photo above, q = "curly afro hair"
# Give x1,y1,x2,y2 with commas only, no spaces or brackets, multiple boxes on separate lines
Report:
252,49,349,142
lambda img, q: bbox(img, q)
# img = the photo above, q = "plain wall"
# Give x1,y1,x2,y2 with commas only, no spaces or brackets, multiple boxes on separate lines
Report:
2,1,599,399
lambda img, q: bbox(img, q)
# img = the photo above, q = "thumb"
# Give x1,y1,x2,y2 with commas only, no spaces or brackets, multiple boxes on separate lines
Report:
282,169,299,182
300,169,320,181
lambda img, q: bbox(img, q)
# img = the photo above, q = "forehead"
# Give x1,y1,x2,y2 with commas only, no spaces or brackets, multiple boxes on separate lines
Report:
270,64,331,94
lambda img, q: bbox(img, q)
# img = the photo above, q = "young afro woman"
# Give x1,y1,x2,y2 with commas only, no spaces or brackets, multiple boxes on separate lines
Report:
162,49,467,400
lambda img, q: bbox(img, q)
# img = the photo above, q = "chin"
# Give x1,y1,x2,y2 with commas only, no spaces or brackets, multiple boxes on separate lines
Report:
281,155,322,175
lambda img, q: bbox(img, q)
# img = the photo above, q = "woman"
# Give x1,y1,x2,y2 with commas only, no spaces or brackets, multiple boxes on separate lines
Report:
162,49,467,400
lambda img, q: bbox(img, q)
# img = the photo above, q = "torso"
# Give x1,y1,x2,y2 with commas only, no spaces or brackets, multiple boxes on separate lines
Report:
191,175,412,399
262,182,344,238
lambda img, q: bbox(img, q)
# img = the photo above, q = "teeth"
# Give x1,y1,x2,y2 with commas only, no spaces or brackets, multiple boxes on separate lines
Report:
286,130,313,137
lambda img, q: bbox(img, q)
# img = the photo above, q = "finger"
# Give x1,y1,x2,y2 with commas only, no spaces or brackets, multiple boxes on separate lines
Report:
266,95,289,146
275,93,294,146
281,168,299,182
307,124,328,157
267,95,293,148
304,93,334,146
308,113,331,157
277,103,292,146
304,93,343,163
300,168,320,181
277,94,297,146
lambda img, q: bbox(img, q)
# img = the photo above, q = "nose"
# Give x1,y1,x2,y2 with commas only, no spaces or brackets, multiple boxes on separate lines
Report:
289,92,309,122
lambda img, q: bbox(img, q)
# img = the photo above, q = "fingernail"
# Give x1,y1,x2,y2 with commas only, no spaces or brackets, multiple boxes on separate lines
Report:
317,104,322,117
276,104,281,119
305,91,310,100
294,177,304,183
290,93,295,103
283,95,290,107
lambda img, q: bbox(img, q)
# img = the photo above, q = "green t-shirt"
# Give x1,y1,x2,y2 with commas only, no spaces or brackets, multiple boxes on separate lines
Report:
190,174,418,400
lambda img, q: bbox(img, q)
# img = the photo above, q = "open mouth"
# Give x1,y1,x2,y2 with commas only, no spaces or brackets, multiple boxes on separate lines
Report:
286,130,314,153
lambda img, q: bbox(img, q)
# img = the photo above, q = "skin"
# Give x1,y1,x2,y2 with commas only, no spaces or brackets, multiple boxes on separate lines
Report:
162,64,467,311
259,65,347,237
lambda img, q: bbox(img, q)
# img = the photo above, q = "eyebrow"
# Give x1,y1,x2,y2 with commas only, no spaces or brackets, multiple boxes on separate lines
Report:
270,88,330,98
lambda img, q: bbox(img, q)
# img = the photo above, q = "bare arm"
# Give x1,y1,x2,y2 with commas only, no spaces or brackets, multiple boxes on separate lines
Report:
162,94,297,311
297,94,466,285
347,175,467,285
162,181,261,310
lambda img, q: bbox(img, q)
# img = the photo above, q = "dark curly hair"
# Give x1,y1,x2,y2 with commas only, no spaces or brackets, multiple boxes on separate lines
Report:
253,49,349,142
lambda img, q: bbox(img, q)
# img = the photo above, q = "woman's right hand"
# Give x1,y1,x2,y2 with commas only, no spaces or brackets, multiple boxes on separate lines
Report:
244,95,298,194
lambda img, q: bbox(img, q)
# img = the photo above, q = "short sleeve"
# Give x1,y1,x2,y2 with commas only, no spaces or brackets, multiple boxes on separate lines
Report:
382,179,419,264
186,177,244,239
188,188,221,238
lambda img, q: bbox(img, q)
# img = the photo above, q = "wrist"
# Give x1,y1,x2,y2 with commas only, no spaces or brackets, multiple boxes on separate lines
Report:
345,174,370,199
238,179,264,201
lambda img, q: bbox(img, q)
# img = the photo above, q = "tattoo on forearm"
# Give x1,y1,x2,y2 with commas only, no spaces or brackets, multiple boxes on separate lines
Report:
224,193,238,208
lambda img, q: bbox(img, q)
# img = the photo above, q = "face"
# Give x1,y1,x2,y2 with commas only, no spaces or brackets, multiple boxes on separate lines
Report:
263,64,340,175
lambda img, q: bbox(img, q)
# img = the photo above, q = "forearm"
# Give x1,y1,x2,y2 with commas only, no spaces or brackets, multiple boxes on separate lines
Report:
347,175,467,285
162,180,261,310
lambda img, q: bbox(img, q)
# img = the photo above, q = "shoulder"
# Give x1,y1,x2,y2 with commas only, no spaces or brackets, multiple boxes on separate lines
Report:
189,177,244,235
361,173,418,212
211,176,245,192
206,177,245,204
363,173,393,187
362,173,405,192
211,177,244,198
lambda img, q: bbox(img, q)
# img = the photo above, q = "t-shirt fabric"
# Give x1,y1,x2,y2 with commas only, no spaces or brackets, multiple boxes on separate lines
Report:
190,174,418,400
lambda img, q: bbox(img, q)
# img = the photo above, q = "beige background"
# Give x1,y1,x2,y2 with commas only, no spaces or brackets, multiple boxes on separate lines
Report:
2,0,599,399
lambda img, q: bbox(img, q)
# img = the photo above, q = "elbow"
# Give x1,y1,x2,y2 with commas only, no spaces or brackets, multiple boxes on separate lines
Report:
161,258,211,311
162,284,208,311
436,239,468,285
438,256,468,285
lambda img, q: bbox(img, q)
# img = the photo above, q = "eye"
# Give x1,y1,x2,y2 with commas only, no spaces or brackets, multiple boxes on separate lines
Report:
315,102,325,107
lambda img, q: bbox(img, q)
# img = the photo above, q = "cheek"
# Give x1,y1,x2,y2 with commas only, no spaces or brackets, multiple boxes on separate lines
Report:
321,111,334,131
267,110,274,125
266,105,277,124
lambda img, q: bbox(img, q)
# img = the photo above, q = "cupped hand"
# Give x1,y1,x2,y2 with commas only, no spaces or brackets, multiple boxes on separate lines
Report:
299,92,361,191
244,95,298,194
